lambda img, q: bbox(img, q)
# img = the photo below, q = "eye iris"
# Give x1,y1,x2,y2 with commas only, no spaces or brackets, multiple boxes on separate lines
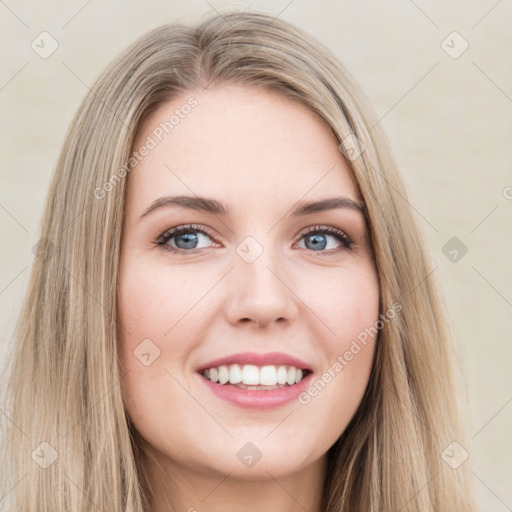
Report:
175,231,198,249
305,233,327,250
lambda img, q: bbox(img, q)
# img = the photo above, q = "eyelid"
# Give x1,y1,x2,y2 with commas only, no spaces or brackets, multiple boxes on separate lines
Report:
296,225,353,253
155,223,217,246
154,223,354,254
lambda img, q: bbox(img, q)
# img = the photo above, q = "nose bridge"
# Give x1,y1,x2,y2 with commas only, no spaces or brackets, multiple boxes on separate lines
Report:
236,233,285,296
225,233,298,326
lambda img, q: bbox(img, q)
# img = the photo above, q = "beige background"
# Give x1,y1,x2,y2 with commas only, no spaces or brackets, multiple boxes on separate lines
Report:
1,1,511,509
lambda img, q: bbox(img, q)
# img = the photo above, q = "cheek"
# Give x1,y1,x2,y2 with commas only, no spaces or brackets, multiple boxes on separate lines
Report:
305,259,380,346
296,262,380,424
116,261,203,447
296,335,378,451
332,266,380,389
116,253,219,374
116,260,188,404
117,260,202,353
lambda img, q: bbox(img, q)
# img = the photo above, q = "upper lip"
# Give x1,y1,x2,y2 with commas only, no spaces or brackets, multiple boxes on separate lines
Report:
196,351,313,372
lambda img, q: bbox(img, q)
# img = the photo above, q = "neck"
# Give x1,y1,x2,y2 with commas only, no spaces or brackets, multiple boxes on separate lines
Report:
143,451,328,512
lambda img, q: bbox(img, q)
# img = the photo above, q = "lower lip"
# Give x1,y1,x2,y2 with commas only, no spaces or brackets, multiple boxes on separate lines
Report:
197,372,313,409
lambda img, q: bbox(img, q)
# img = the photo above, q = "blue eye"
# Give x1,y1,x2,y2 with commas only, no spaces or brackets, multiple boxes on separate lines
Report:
155,224,217,253
298,225,353,253
155,224,353,255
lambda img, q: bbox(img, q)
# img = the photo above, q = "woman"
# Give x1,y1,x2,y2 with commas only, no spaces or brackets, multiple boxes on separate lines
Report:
0,10,477,512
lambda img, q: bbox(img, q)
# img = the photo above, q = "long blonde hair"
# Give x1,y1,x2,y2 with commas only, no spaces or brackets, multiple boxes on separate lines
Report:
0,10,477,511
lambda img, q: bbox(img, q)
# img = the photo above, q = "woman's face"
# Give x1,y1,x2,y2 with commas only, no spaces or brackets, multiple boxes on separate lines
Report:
118,83,380,482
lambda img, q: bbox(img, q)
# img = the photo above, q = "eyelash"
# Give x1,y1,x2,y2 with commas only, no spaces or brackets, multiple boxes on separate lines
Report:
154,223,354,256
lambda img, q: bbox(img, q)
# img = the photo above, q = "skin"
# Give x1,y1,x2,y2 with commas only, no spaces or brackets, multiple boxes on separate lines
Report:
118,83,380,512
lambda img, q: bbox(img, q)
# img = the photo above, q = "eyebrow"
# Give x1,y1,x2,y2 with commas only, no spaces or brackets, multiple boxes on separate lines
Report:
139,195,366,220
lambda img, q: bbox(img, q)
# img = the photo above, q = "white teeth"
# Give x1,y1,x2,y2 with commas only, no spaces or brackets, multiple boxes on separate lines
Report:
209,367,219,383
259,365,277,386
218,365,229,385
229,364,242,384
201,363,308,387
242,364,260,385
276,365,288,385
286,366,296,385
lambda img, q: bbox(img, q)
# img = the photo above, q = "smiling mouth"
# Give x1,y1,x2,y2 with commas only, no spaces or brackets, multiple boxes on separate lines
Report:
199,363,312,389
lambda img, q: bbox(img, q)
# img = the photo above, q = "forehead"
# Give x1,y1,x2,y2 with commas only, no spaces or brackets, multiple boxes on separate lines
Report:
128,83,360,211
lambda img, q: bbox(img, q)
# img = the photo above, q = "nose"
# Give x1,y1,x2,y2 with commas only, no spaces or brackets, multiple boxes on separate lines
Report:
224,247,299,328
